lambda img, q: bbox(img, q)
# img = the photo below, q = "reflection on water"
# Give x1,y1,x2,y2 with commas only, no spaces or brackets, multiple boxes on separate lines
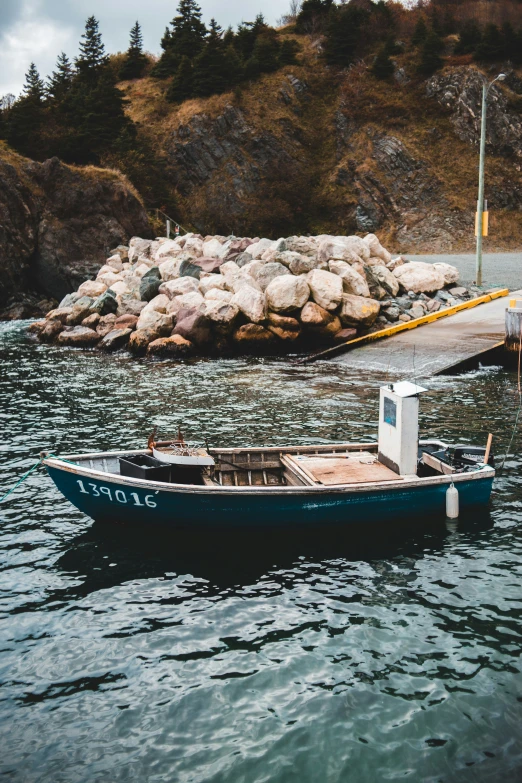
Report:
1,321,522,783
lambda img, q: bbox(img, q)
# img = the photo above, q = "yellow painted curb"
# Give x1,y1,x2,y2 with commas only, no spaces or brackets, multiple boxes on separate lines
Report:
301,288,509,364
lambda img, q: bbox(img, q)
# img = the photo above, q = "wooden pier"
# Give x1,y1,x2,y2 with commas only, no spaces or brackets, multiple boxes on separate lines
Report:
307,288,519,377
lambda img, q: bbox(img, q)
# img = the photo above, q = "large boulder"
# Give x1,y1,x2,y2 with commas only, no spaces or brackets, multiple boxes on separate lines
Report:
203,300,240,328
173,308,212,346
317,236,370,265
77,280,107,299
96,314,117,337
248,238,274,259
142,294,170,313
286,253,322,275
231,286,267,323
108,280,130,297
128,237,153,263
139,267,162,301
57,326,100,347
328,260,370,298
99,328,132,351
299,302,341,337
159,258,183,281
65,304,92,325
199,274,229,295
307,269,343,311
267,313,301,341
159,277,199,299
202,237,224,258
340,295,380,326
265,275,310,313
285,236,316,256
175,291,205,311
235,252,253,268
40,318,63,342
147,334,194,358
128,329,157,355
114,314,138,330
233,323,277,349
192,257,225,274
393,262,445,293
256,262,291,292
82,312,100,329
183,236,204,257
117,294,146,317
205,288,233,303
370,265,400,296
136,309,173,336
433,262,459,285
154,238,183,262
91,290,118,316
363,234,391,264
178,259,202,279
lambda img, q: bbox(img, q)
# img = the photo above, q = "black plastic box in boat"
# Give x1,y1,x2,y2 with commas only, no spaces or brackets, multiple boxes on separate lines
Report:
119,454,171,482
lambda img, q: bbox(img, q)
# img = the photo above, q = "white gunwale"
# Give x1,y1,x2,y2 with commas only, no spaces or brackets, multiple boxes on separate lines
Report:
42,442,495,496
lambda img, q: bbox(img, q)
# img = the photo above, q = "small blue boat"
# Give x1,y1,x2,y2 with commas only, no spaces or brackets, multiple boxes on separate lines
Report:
43,383,495,528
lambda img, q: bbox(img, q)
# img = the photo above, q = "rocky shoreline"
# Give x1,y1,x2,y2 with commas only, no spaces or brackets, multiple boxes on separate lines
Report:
29,232,476,358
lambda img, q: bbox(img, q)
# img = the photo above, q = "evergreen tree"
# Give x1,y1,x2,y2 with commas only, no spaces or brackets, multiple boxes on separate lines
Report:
193,20,230,96
223,45,243,87
501,22,519,62
475,24,504,62
47,52,73,101
412,16,428,47
279,38,300,66
23,62,45,101
372,44,394,79
295,0,334,34
152,0,207,78
454,19,482,55
120,21,148,80
6,64,46,158
235,15,268,62
323,5,368,69
417,29,443,75
76,16,109,82
166,56,195,102
249,30,281,75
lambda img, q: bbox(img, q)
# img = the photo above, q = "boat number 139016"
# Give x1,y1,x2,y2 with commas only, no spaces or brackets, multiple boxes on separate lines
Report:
76,480,158,507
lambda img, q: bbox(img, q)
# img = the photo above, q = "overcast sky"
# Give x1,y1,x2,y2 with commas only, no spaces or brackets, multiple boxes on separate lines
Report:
0,0,285,97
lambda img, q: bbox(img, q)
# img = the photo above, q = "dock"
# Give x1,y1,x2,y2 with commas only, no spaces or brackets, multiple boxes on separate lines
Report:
312,289,520,377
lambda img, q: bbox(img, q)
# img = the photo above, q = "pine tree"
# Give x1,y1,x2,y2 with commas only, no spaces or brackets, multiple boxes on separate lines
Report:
6,64,46,157
475,24,504,62
23,62,45,101
120,22,148,80
454,19,482,55
47,53,73,101
166,56,195,102
193,20,231,97
250,30,281,74
412,16,428,47
279,38,300,66
295,0,334,34
323,5,367,69
372,44,394,79
417,29,443,75
152,0,207,78
76,16,109,81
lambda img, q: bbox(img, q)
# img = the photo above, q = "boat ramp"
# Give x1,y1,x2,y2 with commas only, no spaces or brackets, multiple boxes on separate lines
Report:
306,288,520,377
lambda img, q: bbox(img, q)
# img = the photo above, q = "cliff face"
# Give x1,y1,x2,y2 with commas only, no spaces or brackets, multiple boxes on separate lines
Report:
0,147,152,316
123,48,522,252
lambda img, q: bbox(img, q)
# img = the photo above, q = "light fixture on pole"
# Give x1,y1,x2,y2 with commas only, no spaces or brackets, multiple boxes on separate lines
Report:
475,72,505,287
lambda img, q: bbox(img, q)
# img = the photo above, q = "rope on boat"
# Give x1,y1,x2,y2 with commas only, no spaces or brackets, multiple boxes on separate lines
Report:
0,454,75,504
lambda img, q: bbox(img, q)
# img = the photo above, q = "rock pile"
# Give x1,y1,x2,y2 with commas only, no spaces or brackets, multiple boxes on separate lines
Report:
30,232,473,358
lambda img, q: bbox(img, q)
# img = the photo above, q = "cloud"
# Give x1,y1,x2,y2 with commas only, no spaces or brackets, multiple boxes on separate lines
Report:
0,0,285,96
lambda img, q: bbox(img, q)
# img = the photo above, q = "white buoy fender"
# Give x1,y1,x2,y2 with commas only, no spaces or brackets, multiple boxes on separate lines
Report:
446,484,459,519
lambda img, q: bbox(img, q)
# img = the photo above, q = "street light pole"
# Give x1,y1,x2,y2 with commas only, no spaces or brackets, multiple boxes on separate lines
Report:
475,73,505,287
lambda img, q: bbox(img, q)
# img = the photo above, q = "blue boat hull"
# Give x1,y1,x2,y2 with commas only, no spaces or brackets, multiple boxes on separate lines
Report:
46,465,494,529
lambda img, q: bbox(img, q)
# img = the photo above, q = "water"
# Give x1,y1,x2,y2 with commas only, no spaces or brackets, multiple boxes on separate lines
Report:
1,321,522,783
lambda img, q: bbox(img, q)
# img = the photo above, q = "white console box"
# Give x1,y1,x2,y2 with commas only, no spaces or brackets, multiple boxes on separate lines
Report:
378,381,428,475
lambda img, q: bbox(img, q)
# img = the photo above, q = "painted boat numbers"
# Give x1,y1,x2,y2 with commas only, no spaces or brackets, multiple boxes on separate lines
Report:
76,479,158,507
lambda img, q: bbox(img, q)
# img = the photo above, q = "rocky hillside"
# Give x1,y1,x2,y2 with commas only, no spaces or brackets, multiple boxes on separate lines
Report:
0,145,152,317
121,38,522,251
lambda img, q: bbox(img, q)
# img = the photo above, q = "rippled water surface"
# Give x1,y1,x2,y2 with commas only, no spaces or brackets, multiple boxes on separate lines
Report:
1,321,522,783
